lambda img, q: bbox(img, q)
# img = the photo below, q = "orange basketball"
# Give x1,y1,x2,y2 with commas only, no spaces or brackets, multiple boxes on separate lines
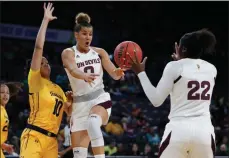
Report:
114,41,143,70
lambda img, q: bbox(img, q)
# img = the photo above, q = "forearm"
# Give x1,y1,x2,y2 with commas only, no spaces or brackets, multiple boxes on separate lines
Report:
34,18,49,49
69,68,86,80
102,60,121,80
138,72,165,107
31,18,49,70
64,146,72,153
110,70,121,80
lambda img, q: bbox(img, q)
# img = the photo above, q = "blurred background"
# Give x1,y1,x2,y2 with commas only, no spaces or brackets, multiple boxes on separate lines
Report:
0,1,228,157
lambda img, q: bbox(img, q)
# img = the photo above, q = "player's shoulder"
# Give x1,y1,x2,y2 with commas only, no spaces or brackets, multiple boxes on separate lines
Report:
54,84,65,94
202,59,217,71
165,60,182,70
62,47,75,56
90,46,106,55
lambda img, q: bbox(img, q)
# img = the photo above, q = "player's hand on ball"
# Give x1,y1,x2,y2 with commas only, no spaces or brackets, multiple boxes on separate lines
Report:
43,3,57,21
128,51,148,75
113,68,125,78
171,42,181,61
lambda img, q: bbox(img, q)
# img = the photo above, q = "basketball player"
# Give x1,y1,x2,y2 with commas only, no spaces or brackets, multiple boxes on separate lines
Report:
61,13,124,158
129,29,217,158
1,82,22,158
20,3,72,158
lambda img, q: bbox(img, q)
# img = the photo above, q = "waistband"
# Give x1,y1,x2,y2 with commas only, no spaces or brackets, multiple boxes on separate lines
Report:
26,124,57,138
73,88,105,103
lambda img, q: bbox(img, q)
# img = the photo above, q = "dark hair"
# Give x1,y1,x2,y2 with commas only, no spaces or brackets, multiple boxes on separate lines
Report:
74,13,92,32
179,29,216,58
0,81,23,97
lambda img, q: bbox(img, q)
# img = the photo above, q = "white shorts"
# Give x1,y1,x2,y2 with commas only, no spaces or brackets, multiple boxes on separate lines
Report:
159,116,215,158
70,91,112,132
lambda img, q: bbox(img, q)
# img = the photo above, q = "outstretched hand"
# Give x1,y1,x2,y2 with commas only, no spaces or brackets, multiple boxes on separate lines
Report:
43,3,57,21
128,50,148,75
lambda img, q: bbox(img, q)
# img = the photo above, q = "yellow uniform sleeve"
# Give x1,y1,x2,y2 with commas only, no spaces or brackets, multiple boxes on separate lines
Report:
28,69,44,92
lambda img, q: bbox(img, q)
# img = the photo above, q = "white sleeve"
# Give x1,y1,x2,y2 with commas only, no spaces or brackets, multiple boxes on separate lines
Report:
137,61,181,107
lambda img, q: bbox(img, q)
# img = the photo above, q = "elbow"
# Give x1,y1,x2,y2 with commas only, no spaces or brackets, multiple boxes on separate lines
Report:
152,102,162,107
148,99,163,107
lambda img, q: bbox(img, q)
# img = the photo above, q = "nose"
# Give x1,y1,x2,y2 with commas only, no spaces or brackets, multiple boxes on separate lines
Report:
86,35,90,40
3,93,8,98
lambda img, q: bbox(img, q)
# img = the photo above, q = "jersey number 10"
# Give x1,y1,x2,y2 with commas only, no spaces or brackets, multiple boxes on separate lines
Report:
53,99,63,117
187,81,211,100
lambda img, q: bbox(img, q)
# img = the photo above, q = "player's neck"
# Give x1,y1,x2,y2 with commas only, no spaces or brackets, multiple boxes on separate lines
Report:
76,45,90,54
1,104,6,108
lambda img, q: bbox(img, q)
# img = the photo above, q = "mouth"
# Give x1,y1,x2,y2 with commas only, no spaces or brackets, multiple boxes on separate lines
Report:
85,42,90,47
3,98,8,102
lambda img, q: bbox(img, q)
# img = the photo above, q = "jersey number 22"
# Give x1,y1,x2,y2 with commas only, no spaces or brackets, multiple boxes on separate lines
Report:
187,81,211,100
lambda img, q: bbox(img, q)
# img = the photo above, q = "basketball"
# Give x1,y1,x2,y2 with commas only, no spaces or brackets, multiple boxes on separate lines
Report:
114,41,143,70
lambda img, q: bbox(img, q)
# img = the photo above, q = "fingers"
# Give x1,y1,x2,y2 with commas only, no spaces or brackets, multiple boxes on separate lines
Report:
133,49,140,63
127,52,136,64
88,81,95,87
175,42,179,53
114,68,125,76
52,16,58,20
51,7,54,13
47,2,52,10
43,3,46,10
141,57,148,65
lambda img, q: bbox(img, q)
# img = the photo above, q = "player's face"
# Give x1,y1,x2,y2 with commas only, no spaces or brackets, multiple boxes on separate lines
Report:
40,57,51,78
0,85,10,106
75,27,93,51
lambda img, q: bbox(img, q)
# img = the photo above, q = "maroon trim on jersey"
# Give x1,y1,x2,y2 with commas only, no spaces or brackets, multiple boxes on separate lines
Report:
98,100,112,109
174,75,182,84
158,131,172,158
211,134,216,156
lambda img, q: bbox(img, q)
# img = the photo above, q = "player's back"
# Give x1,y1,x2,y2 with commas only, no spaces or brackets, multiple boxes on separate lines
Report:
169,58,217,120
65,46,104,96
27,69,66,134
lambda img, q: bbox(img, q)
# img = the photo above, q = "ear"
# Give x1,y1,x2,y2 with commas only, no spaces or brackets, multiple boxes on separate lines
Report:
74,32,79,39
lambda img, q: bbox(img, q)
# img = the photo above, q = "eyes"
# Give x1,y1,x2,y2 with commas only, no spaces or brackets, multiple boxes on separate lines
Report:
41,62,49,65
0,91,9,94
82,32,92,36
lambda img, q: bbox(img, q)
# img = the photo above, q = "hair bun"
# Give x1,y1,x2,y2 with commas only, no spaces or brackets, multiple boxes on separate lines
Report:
75,13,91,24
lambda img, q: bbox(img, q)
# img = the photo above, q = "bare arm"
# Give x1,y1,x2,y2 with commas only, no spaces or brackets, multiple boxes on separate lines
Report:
30,3,57,71
92,47,124,80
61,48,86,80
61,49,99,82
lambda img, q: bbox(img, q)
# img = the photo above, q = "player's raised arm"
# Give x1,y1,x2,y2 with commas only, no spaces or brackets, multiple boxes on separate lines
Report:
91,47,124,80
129,53,181,107
30,3,57,71
61,48,99,83
28,3,57,93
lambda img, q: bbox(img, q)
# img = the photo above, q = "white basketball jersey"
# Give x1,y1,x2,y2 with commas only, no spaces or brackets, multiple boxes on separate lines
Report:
169,58,217,120
65,46,104,96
